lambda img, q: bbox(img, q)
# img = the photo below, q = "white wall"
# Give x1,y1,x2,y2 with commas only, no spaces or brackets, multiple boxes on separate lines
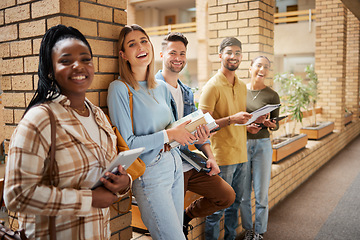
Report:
274,21,315,55
274,21,315,75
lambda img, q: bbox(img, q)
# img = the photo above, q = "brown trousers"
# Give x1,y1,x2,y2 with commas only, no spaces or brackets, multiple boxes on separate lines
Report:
184,169,236,218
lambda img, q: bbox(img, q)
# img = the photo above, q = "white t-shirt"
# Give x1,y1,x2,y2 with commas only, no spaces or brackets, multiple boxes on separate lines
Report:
73,104,101,147
166,82,184,120
165,82,193,172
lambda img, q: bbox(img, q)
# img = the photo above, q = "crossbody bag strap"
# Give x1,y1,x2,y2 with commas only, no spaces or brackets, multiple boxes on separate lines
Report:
120,81,134,131
43,105,57,240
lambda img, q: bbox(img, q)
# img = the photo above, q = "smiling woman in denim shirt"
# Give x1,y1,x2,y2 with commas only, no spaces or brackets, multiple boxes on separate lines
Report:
107,25,198,240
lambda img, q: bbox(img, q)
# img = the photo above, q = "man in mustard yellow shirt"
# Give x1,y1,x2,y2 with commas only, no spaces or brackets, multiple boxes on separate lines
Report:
199,37,252,240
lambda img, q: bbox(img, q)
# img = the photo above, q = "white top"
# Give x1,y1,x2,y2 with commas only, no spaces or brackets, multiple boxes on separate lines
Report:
73,104,101,147
165,82,193,172
166,82,184,120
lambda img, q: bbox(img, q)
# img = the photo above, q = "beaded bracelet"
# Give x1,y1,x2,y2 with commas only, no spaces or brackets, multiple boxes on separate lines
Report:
114,173,133,198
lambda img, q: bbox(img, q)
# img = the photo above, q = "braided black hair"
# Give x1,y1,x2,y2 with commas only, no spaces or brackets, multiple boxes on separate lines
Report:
25,24,92,113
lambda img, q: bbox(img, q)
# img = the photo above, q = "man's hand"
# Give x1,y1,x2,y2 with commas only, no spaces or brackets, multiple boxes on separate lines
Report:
206,157,220,176
231,112,252,124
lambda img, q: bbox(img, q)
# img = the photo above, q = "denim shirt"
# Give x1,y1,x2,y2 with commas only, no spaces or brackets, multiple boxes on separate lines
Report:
155,70,210,151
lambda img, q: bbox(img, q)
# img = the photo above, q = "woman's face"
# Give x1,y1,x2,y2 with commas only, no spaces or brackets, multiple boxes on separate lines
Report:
249,57,270,83
52,38,94,98
120,30,153,68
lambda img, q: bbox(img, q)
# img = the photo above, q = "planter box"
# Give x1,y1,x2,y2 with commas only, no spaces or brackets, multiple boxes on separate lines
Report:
344,112,353,125
272,133,308,163
300,121,334,140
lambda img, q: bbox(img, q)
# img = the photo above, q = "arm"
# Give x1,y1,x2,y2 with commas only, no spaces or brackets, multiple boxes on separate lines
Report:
199,144,220,176
4,109,95,216
92,165,131,208
263,92,281,131
108,81,165,152
202,110,252,128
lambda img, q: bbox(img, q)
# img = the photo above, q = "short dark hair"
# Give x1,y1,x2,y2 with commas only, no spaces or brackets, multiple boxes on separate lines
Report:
161,32,188,51
219,37,242,53
26,24,92,113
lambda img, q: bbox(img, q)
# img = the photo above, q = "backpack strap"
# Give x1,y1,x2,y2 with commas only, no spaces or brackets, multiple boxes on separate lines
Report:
120,81,134,131
42,105,57,240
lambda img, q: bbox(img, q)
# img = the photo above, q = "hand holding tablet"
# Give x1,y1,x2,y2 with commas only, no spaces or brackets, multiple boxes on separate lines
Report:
91,147,145,190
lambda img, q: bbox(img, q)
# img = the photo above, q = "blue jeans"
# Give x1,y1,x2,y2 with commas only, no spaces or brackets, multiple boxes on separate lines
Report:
205,163,247,240
132,149,185,240
240,138,272,234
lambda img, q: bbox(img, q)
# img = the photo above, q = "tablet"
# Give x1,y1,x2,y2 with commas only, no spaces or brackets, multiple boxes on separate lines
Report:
91,147,145,190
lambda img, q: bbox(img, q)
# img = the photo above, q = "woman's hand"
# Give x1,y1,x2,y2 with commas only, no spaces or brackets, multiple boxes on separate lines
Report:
92,165,131,208
194,125,210,144
166,120,197,146
92,187,118,208
100,165,131,194
263,119,277,129
254,113,268,124
247,123,262,134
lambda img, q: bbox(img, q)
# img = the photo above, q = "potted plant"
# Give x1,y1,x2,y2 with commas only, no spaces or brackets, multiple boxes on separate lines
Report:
344,107,353,125
300,65,334,139
272,72,308,163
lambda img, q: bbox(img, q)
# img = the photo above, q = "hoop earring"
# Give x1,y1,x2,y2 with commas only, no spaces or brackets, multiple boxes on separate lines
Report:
48,73,54,80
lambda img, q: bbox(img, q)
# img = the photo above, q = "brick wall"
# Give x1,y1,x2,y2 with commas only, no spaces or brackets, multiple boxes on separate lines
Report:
315,0,348,130
345,10,360,121
207,0,275,85
0,0,132,239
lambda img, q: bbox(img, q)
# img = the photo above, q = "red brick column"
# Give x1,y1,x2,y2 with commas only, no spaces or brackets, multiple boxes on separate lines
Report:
0,0,131,239
315,0,347,130
345,10,360,121
208,0,275,85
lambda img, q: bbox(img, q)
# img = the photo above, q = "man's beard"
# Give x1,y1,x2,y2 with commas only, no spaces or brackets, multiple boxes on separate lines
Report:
166,62,185,73
224,62,239,71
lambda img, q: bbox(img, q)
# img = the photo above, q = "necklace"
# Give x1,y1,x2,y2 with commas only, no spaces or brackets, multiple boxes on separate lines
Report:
140,85,159,104
251,89,262,100
71,104,88,115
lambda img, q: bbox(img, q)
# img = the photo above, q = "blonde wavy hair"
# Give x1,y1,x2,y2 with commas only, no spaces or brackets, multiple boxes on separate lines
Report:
118,24,156,90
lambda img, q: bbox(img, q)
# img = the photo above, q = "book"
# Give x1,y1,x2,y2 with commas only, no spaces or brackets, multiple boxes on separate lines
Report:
167,110,219,148
235,104,281,126
180,148,210,173
166,109,205,132
256,115,288,128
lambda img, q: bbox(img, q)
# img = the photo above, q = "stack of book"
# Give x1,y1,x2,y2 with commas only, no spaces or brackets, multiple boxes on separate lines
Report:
166,110,218,148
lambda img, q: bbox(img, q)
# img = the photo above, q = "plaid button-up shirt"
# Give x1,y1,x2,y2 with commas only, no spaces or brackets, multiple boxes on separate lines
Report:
4,95,117,239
